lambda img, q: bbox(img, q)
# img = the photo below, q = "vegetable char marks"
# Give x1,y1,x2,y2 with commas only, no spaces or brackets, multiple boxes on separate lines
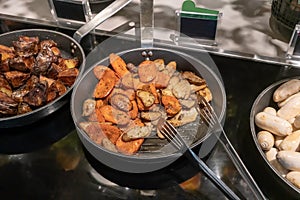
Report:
80,53,213,155
93,66,119,98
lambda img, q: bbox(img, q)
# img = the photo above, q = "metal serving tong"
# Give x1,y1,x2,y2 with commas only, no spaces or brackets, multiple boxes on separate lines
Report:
196,95,266,199
157,95,267,200
157,118,240,200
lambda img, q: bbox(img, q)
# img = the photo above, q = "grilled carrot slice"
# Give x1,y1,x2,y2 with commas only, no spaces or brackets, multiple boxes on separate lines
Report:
162,95,182,116
100,105,130,125
95,108,105,123
94,98,107,122
129,100,138,119
109,53,129,77
93,69,119,98
115,135,144,155
99,123,122,144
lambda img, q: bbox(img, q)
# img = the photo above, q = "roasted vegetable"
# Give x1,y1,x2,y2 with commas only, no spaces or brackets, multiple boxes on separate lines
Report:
0,92,18,116
0,35,80,118
138,60,157,83
109,53,129,77
93,68,118,98
81,54,213,156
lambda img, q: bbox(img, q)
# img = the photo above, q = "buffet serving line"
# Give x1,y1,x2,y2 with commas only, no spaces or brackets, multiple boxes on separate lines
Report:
1,0,300,199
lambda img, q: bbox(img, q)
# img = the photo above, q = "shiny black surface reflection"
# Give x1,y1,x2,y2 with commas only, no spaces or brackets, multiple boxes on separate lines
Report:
1,43,300,199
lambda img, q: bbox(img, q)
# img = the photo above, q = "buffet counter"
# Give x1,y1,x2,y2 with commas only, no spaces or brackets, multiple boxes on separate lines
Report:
0,0,300,199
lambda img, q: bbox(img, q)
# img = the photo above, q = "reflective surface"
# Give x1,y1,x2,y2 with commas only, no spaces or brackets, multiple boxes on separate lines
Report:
1,1,300,199
0,0,294,63
1,33,300,198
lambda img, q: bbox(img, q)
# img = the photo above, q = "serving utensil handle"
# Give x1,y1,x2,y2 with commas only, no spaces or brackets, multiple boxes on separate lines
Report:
217,127,267,200
73,0,132,43
188,148,241,200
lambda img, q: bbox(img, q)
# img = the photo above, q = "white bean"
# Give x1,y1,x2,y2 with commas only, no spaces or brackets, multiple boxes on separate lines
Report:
274,135,285,148
255,112,292,136
277,95,300,120
263,107,277,116
286,171,300,188
273,79,300,102
294,115,300,129
265,148,278,161
279,130,300,151
257,131,274,151
278,92,300,108
277,151,300,171
265,148,289,176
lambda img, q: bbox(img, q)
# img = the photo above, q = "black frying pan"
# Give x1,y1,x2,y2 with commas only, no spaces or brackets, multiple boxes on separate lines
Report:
71,47,226,173
0,29,86,128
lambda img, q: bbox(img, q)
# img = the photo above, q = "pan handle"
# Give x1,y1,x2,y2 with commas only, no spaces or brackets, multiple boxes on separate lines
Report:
140,0,153,48
73,0,132,43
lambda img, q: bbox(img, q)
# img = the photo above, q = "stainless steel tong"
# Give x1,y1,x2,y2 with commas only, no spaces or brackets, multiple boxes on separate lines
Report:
157,118,241,200
157,95,267,200
197,95,266,200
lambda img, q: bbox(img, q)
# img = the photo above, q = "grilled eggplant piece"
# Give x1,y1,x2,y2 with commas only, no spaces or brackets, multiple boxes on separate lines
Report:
0,59,10,73
12,36,39,57
18,102,32,114
11,84,29,102
40,39,57,49
0,75,12,96
23,80,48,107
122,125,152,142
4,71,30,88
9,56,30,72
11,75,39,102
57,68,79,87
33,49,57,75
0,44,15,61
25,75,39,90
168,107,198,127
0,92,18,116
61,58,79,69
46,63,61,79
46,80,67,102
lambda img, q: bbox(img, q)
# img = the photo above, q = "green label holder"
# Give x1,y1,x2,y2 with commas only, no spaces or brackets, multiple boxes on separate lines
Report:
173,0,221,46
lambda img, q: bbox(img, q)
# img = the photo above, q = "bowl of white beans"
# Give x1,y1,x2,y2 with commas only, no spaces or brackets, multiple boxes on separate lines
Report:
250,77,300,194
